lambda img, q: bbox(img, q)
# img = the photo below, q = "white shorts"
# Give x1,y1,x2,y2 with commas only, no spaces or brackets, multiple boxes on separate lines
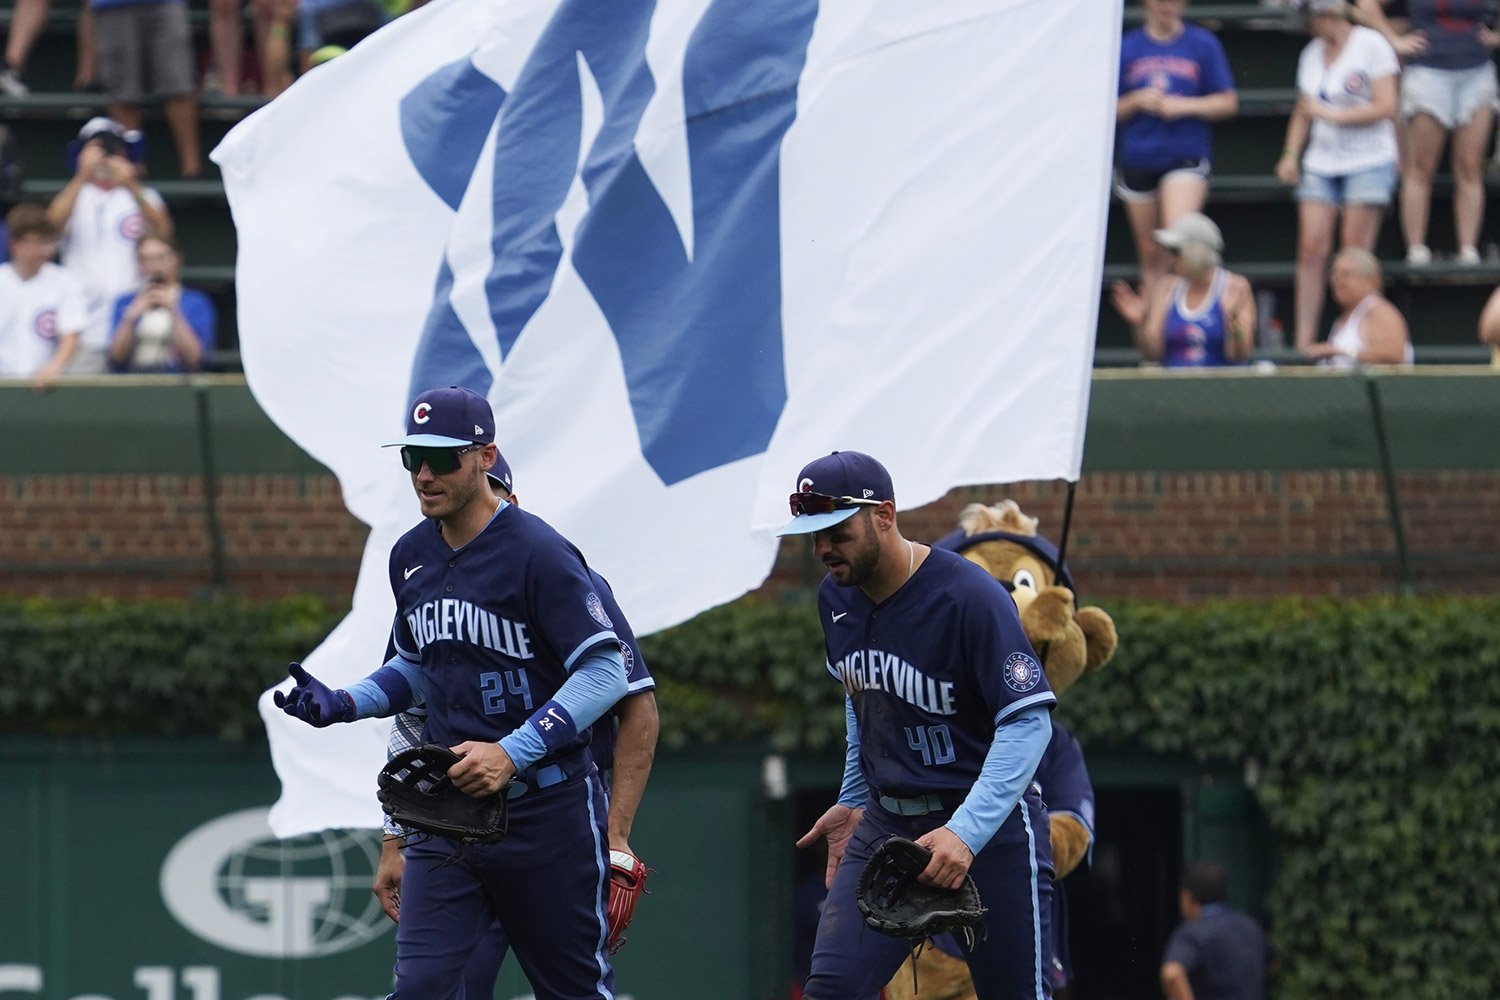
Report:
1400,62,1499,130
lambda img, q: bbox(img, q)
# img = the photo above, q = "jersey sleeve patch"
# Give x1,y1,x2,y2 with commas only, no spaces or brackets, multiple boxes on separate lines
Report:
586,592,613,628
1003,651,1044,692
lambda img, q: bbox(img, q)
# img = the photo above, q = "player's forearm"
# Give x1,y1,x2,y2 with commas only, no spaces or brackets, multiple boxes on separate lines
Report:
46,174,86,231
606,692,658,842
499,644,627,770
946,707,1052,854
837,697,869,808
346,655,425,719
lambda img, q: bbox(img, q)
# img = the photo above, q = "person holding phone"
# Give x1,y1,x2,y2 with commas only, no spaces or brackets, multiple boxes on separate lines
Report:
107,233,215,372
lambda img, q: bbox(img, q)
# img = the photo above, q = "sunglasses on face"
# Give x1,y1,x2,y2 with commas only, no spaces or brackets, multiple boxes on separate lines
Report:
788,491,884,517
400,444,483,475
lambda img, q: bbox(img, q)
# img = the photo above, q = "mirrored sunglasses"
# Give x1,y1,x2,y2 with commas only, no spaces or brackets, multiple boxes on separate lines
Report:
788,491,884,517
400,443,483,475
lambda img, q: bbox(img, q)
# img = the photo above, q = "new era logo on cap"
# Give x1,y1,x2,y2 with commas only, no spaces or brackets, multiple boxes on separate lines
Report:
384,385,497,449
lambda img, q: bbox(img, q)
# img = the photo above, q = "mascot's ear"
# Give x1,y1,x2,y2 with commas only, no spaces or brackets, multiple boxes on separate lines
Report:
959,499,1038,537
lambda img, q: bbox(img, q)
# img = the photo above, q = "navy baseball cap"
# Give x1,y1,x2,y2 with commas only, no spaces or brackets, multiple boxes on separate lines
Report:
486,453,514,493
384,385,496,448
776,451,895,536
65,117,146,173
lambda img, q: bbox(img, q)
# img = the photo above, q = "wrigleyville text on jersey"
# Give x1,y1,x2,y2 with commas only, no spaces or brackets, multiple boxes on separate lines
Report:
405,597,535,660
833,648,957,716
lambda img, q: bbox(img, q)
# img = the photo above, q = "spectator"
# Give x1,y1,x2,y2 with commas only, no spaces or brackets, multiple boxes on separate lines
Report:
1277,0,1399,350
1110,211,1256,366
1116,0,1239,300
1,0,99,95
1476,284,1500,365
0,203,87,390
1356,0,1497,265
107,233,214,372
46,117,173,374
90,0,201,178
0,122,21,264
1305,246,1413,365
260,0,299,97
1160,861,1268,1000
206,0,272,96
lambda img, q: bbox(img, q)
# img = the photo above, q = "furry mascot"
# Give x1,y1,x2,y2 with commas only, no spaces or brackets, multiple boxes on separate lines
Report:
884,500,1117,1000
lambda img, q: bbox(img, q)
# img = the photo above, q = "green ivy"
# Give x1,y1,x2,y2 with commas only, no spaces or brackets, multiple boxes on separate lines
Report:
3,594,1497,997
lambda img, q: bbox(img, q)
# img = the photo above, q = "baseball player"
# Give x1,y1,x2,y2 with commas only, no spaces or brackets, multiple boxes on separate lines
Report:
276,384,626,1000
783,451,1057,1000
373,457,659,995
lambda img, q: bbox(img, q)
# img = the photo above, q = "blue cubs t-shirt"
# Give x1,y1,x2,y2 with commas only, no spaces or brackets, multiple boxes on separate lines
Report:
818,546,1056,798
1118,24,1236,171
387,503,619,756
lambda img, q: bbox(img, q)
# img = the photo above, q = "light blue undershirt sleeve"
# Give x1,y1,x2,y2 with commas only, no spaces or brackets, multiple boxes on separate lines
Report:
837,696,869,809
499,644,627,771
946,706,1052,855
346,653,426,719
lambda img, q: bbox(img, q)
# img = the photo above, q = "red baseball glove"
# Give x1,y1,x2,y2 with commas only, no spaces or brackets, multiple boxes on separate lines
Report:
606,849,650,954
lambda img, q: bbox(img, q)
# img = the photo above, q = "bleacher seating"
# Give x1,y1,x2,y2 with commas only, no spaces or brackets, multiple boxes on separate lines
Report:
2,0,1494,368
1108,1,1500,363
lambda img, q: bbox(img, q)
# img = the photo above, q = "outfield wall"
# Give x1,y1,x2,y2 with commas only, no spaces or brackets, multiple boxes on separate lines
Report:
2,369,1497,601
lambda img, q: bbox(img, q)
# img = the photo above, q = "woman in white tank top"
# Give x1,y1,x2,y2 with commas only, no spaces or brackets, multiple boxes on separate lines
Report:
1305,247,1413,366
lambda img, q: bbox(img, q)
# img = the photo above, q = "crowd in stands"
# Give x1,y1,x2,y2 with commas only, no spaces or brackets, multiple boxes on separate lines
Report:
3,0,1500,385
0,0,426,386
1112,0,1500,368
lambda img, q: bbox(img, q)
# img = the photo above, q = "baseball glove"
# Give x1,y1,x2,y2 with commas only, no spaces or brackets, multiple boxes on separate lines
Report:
856,836,987,949
377,744,508,845
605,849,649,954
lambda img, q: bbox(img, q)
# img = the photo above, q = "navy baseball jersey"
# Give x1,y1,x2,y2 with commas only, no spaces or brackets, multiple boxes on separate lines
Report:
819,545,1056,798
387,502,619,753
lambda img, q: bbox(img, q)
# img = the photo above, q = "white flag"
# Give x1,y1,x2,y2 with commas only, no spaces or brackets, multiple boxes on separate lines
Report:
213,0,1119,835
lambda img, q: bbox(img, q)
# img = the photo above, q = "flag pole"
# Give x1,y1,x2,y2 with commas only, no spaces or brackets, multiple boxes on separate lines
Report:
1055,479,1078,597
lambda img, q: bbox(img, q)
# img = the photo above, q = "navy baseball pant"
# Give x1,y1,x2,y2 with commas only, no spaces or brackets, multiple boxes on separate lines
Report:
802,793,1054,1000
392,772,615,1000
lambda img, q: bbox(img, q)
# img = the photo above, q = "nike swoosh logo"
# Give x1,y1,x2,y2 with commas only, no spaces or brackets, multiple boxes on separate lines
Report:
404,565,423,580
832,611,848,623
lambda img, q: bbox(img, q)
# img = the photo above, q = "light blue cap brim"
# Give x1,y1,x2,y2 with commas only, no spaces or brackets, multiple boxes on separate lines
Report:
382,433,478,448
775,507,860,537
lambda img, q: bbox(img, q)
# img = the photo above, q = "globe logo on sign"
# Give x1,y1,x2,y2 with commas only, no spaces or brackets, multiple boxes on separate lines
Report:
160,807,391,958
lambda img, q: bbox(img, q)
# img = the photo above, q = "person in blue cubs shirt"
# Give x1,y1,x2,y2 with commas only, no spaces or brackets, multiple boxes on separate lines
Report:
276,384,626,1000
785,451,1058,1000
1117,0,1238,303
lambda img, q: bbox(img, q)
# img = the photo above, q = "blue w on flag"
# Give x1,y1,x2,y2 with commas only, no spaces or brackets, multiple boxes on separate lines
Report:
213,0,1119,837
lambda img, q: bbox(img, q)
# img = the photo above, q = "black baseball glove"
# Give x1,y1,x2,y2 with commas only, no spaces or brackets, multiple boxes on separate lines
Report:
377,744,508,845
855,836,988,949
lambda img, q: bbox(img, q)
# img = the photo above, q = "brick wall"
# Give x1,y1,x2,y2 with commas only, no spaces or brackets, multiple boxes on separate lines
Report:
5,471,1498,603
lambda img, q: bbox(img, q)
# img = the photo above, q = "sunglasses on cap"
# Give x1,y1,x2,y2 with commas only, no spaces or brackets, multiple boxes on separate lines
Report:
788,492,884,517
399,443,484,475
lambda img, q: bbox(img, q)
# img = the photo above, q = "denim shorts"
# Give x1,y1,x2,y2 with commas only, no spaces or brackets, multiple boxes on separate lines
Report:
1296,161,1398,206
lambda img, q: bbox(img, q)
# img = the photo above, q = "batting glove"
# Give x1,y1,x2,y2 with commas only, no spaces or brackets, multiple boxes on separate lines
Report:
274,662,356,727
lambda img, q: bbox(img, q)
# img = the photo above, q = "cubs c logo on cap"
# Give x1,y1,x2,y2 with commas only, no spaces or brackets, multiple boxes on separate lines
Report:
413,403,432,424
799,477,814,492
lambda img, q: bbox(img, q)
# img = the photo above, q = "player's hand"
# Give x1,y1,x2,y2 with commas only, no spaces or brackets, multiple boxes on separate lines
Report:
1394,31,1429,58
272,662,355,727
373,837,404,923
104,153,134,184
447,740,515,797
914,826,975,890
796,803,864,889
